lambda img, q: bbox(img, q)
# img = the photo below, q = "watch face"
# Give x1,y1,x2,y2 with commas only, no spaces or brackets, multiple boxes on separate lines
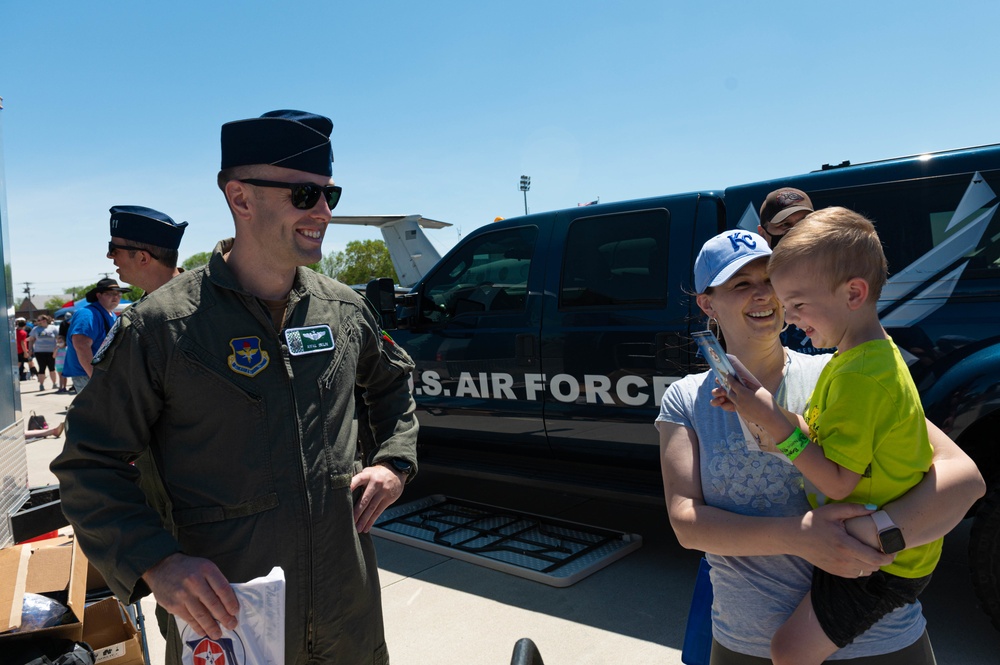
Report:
879,527,906,554
390,459,412,474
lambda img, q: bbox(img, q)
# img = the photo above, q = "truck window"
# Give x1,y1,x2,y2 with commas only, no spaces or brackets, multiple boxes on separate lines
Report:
560,209,669,308
421,225,537,324
812,171,1000,277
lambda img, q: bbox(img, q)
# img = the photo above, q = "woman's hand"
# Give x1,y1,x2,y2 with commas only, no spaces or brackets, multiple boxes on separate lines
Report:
793,503,892,577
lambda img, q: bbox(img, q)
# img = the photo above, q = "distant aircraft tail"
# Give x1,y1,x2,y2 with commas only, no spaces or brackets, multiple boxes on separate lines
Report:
328,215,451,287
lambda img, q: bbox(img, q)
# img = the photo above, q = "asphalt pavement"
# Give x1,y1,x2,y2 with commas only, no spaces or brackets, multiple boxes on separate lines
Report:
17,381,1000,664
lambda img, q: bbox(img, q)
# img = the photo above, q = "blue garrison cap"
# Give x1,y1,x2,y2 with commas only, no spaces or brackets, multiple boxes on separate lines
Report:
109,205,188,250
220,110,334,177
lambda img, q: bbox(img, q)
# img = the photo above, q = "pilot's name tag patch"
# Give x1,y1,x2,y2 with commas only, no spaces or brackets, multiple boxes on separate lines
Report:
285,324,335,356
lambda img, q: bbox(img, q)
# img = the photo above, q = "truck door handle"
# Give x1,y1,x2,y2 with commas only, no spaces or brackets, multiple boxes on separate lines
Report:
516,334,538,367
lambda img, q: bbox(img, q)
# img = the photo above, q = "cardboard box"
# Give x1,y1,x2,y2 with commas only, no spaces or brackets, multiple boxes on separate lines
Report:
84,597,144,665
0,535,88,643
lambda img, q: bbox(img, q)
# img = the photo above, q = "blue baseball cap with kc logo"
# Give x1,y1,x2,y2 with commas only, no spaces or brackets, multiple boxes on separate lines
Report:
694,230,772,293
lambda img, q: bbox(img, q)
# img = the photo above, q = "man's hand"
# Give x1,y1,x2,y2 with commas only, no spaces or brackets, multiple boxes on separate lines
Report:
142,553,239,640
794,503,892,578
350,464,405,533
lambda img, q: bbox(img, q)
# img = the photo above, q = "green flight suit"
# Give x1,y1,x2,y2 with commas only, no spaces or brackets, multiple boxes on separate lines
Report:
52,239,418,664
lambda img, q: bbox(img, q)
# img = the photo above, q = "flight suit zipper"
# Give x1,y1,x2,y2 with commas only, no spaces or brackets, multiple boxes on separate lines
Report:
274,293,318,659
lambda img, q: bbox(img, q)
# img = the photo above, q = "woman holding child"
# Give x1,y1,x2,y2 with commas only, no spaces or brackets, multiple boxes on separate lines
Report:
656,222,985,663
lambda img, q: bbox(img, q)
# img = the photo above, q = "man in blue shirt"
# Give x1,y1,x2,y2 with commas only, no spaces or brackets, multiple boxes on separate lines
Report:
63,278,128,392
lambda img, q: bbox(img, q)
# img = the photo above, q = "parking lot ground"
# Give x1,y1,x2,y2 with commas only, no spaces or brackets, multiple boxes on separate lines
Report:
18,382,1000,664
383,466,1000,665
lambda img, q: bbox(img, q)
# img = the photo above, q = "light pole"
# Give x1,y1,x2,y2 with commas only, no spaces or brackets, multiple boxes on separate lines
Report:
519,175,531,215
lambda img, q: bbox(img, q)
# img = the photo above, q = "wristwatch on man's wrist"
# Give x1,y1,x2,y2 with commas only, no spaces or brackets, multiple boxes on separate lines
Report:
871,510,906,554
381,458,413,478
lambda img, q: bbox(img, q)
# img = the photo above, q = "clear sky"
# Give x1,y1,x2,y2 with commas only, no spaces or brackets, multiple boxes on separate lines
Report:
2,1,999,299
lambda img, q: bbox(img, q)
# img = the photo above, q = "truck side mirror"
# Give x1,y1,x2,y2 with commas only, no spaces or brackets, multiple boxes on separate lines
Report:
366,278,398,330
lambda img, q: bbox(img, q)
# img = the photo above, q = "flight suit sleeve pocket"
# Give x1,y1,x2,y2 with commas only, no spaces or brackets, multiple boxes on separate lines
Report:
381,334,415,376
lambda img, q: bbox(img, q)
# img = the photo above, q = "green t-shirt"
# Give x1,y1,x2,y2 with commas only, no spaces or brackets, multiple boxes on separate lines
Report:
804,338,941,578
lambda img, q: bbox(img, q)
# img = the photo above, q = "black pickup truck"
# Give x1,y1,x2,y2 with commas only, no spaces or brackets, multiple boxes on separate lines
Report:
380,143,1000,629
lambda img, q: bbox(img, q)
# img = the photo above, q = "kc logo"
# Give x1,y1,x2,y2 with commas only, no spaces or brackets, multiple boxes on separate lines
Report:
727,231,757,251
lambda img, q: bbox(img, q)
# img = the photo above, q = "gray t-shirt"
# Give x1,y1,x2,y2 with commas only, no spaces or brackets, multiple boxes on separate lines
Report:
28,323,59,353
656,350,925,659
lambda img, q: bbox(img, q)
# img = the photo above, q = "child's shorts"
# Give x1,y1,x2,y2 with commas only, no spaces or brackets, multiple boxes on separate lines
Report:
812,567,932,648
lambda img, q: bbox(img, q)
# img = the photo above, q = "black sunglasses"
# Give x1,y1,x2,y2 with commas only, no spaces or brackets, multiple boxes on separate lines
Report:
239,179,342,210
108,242,160,260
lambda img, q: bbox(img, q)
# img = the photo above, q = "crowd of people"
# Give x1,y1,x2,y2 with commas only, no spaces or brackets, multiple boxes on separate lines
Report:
17,316,63,391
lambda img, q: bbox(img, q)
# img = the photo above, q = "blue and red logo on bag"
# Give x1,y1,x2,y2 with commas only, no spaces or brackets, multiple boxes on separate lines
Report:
187,635,246,665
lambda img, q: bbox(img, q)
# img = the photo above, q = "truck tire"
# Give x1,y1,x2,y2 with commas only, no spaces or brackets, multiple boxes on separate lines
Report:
969,485,1000,631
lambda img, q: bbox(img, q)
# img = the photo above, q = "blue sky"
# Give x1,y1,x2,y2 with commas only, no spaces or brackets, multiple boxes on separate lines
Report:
2,1,999,297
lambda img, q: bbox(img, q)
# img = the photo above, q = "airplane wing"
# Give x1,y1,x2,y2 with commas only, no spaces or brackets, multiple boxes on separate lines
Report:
330,215,452,230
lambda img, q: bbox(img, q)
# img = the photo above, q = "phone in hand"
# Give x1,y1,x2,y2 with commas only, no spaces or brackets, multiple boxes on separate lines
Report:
692,330,739,392
693,330,780,454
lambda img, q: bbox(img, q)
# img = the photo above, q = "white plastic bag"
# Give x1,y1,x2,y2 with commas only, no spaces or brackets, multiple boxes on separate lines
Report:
176,566,285,665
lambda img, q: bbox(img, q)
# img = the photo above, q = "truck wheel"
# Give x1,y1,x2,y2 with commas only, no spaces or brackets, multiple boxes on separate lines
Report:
969,485,1000,631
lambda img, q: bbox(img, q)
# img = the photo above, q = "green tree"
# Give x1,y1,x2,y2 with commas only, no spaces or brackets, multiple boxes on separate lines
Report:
123,285,144,302
319,240,398,285
44,296,68,311
181,251,212,271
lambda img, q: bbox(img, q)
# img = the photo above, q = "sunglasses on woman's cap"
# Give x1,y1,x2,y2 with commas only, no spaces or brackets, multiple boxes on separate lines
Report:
239,179,342,210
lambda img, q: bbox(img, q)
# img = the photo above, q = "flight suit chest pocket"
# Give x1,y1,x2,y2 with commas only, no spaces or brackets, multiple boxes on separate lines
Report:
166,335,278,507
317,320,361,487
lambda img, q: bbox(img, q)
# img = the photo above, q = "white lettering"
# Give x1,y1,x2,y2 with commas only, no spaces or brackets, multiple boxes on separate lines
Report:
616,375,648,406
491,373,516,400
550,373,580,403
525,373,546,400
455,373,481,398
416,369,668,406
583,374,613,404
421,371,442,396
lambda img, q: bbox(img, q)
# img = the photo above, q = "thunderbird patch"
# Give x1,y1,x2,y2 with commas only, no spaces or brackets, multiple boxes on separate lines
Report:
228,336,270,376
285,324,335,356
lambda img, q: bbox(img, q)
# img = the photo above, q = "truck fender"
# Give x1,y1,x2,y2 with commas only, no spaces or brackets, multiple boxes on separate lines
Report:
920,342,1000,459
920,343,1000,631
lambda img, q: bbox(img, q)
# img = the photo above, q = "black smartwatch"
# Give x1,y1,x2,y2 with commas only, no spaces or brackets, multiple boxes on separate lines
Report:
872,510,906,554
382,458,413,477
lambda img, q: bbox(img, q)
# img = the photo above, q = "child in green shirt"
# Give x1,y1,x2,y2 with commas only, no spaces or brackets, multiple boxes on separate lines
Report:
718,207,939,665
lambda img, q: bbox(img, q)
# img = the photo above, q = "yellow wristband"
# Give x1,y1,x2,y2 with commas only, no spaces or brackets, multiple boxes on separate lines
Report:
777,427,810,461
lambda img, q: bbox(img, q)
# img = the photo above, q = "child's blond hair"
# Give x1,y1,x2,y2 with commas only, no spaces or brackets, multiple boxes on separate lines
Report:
768,206,887,302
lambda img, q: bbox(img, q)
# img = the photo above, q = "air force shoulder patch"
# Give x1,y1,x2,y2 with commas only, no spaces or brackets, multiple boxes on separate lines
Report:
228,336,269,377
